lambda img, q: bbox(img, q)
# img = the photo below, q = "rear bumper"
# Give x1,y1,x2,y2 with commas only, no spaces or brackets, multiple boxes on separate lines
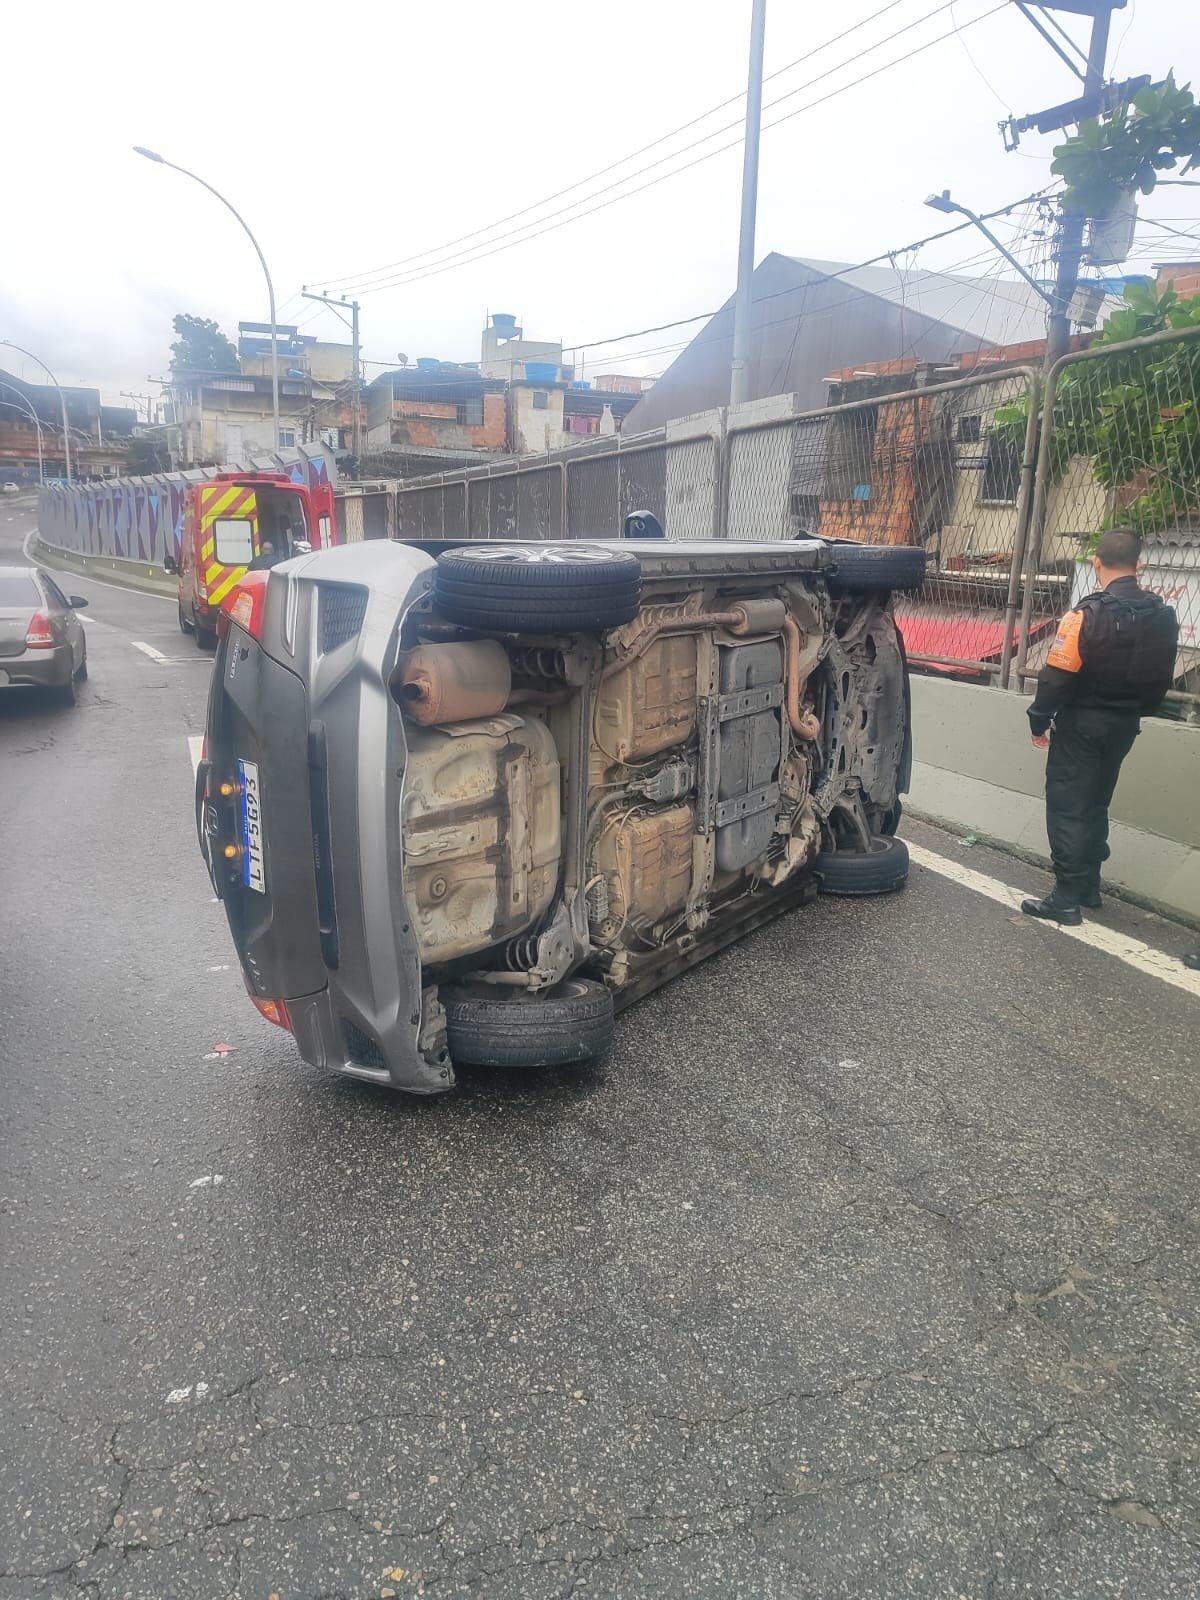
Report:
0,646,72,688
200,542,451,1095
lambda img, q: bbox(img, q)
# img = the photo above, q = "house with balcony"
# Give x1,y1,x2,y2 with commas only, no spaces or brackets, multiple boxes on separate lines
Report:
362,315,641,474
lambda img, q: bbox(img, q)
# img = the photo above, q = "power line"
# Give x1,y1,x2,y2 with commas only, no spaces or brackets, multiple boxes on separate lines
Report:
577,232,1045,380
314,0,920,292
562,187,1053,353
344,0,1007,301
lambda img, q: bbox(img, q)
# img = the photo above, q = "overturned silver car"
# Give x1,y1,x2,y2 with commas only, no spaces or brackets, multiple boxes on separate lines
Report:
196,536,924,1093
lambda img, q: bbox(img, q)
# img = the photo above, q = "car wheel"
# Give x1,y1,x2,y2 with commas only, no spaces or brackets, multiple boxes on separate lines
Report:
814,834,909,896
74,650,88,683
195,616,217,651
179,601,195,634
442,976,615,1068
55,676,77,708
434,544,642,633
824,542,927,594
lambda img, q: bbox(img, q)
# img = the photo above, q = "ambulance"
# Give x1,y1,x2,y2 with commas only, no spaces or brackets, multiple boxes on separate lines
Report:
166,470,337,645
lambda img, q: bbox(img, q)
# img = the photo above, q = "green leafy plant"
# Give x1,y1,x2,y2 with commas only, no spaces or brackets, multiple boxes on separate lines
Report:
1051,74,1200,217
169,314,238,373
986,283,1200,541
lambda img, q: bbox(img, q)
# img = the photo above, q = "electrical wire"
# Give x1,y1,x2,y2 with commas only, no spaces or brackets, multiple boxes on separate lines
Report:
562,187,1054,355
342,0,1009,300
312,0,925,291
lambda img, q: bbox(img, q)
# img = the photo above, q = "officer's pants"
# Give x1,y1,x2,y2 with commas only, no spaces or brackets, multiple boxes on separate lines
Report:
1045,706,1140,902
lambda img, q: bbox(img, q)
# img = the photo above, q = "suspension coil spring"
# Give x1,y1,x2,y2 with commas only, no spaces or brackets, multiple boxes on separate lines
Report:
501,931,541,971
509,646,566,680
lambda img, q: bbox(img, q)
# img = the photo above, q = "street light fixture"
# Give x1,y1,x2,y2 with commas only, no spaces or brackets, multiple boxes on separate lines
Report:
922,191,1055,306
133,146,280,450
0,340,73,481
0,396,45,484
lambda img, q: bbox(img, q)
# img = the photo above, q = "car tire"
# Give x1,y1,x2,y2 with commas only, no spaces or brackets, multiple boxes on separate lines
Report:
442,975,615,1068
434,544,642,633
55,677,77,708
74,651,88,683
195,615,217,651
824,542,927,594
814,834,909,896
179,601,195,634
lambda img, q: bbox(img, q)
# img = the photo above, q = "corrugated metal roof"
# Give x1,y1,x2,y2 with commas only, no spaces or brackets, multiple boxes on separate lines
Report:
785,256,1091,349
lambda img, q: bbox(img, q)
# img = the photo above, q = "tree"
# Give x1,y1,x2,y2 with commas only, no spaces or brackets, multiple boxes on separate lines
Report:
126,435,171,475
992,282,1200,539
1051,74,1200,217
170,314,238,372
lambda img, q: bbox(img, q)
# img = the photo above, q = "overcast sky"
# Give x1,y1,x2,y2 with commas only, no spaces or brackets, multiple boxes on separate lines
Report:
3,0,1193,405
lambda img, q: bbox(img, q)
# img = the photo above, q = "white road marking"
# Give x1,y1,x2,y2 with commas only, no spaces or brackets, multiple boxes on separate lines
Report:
188,735,204,777
906,839,1200,999
21,526,176,603
132,640,170,663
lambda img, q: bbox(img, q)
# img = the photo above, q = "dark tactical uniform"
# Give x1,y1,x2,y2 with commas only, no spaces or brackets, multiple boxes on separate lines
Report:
1028,575,1178,906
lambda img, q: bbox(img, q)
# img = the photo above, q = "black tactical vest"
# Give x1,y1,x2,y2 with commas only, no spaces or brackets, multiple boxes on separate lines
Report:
1077,580,1178,713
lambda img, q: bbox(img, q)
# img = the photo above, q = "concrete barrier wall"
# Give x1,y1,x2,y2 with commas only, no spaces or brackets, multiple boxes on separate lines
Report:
907,675,1200,924
36,444,337,567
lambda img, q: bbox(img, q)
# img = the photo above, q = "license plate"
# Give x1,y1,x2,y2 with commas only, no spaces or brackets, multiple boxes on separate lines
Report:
239,758,266,893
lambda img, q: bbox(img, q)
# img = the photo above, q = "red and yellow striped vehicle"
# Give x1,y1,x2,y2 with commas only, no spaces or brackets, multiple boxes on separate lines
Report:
173,471,337,645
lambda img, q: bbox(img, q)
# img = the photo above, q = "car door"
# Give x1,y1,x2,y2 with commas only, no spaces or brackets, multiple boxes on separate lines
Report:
40,573,80,670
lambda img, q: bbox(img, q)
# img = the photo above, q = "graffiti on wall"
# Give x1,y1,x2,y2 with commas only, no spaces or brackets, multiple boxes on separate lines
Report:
37,446,336,565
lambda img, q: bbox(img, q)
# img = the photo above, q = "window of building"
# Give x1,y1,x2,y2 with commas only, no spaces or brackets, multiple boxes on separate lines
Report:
826,409,878,500
455,397,485,426
278,429,296,449
531,391,549,411
956,414,982,443
981,429,1021,504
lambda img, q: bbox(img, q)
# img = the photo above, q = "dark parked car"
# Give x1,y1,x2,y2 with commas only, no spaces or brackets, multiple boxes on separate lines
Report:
0,566,88,705
197,536,924,1094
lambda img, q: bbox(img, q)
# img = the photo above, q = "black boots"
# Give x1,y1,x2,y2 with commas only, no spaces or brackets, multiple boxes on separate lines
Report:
1021,894,1083,927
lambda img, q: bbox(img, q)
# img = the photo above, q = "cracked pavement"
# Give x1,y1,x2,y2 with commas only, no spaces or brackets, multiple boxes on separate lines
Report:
2,506,1199,1598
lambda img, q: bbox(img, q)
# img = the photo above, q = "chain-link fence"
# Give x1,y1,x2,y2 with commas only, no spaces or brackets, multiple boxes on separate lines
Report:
722,370,1040,679
387,327,1200,715
1015,325,1200,713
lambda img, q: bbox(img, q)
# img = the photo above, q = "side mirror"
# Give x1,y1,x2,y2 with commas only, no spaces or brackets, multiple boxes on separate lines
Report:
163,554,179,575
69,595,89,609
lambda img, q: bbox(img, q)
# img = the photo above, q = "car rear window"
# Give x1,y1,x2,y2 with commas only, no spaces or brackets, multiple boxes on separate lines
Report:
0,573,41,607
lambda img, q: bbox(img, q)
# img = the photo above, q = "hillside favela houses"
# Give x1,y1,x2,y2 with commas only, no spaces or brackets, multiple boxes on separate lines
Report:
164,323,358,466
0,368,135,484
362,315,644,475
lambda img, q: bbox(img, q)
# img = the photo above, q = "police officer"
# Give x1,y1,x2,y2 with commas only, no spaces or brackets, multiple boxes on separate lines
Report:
1023,528,1178,925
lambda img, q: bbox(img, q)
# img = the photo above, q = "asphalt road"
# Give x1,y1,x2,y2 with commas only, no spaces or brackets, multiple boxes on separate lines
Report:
2,500,1199,1600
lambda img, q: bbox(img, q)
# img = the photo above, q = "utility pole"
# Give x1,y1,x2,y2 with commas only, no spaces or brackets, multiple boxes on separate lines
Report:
1041,4,1116,368
301,290,362,459
121,391,154,424
729,0,767,409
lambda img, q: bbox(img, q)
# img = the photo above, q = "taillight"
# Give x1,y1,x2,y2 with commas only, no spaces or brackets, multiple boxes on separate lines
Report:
251,995,293,1032
222,571,270,641
25,612,56,649
241,972,292,1030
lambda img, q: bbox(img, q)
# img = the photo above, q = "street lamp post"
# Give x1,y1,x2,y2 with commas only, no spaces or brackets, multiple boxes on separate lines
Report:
0,396,45,484
0,341,72,481
133,146,280,450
